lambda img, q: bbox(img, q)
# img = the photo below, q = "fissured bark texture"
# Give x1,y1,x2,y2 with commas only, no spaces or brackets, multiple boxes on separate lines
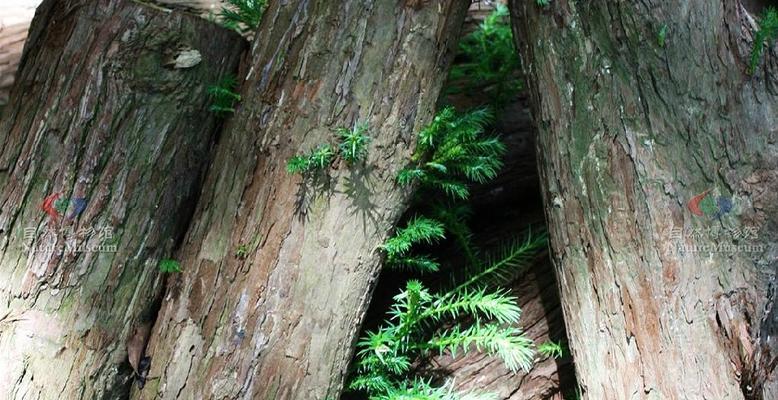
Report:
510,1,777,399
0,1,244,398
134,1,469,399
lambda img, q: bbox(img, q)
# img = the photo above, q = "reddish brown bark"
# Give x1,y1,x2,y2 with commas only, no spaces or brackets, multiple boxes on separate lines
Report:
510,0,778,399
0,1,244,398
134,1,470,399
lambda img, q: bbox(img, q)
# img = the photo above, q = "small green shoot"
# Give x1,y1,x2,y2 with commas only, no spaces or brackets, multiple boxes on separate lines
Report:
337,122,371,165
536,0,550,6
235,232,262,259
219,0,267,34
235,244,249,259
309,144,335,170
159,259,181,273
286,156,311,174
748,7,778,75
286,144,335,174
657,24,668,47
537,340,565,359
207,75,241,117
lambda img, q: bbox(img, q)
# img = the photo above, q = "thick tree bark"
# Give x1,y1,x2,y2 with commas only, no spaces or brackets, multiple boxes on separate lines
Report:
0,0,230,109
0,1,244,398
134,1,469,399
510,1,777,399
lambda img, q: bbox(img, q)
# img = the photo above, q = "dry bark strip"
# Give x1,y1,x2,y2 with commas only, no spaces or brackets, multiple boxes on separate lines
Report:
510,1,777,399
0,21,29,106
0,0,244,398
134,1,470,399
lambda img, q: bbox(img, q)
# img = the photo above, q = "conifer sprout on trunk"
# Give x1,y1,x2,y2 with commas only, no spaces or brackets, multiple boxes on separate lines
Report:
0,0,244,398
134,1,470,399
510,0,778,399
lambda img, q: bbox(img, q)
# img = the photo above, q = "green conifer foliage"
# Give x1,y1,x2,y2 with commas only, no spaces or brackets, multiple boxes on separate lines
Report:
207,75,241,117
749,7,778,74
349,103,548,398
447,5,522,107
398,107,505,200
218,0,267,34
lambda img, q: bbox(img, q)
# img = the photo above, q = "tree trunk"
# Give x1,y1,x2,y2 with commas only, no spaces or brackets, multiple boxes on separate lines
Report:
134,1,469,399
0,1,244,398
510,1,777,399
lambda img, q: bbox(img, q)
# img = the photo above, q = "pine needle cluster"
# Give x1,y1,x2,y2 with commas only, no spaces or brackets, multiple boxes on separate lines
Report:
537,340,565,359
159,259,181,273
397,107,505,200
447,5,522,107
657,24,668,48
365,378,497,400
350,234,547,399
748,7,778,75
286,144,335,174
218,0,267,35
287,122,371,175
381,217,446,273
349,100,548,398
337,122,372,165
207,75,241,117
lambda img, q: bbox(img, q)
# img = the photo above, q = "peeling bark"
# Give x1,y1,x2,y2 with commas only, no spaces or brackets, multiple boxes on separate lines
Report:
0,1,244,398
134,1,469,399
510,1,778,399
